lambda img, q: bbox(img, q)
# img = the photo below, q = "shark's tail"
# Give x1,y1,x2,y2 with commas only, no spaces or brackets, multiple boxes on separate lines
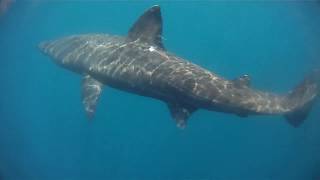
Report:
284,69,320,127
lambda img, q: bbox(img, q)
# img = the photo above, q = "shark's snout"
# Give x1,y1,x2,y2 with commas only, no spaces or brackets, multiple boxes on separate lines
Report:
38,40,62,66
38,41,52,54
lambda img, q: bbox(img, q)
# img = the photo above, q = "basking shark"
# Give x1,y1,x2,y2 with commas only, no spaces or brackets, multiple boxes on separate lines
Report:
39,5,319,128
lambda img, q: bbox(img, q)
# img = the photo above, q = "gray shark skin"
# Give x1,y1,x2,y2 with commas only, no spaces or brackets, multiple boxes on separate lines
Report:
39,5,319,128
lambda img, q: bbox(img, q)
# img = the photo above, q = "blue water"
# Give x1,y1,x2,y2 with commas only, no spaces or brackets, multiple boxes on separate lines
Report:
1,1,320,180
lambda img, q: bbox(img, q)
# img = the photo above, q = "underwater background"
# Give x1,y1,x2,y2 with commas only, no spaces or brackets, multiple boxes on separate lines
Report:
1,1,320,180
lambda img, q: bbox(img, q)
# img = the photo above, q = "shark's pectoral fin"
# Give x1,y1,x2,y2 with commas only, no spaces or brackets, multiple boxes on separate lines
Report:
167,103,196,129
127,5,165,50
82,75,103,119
233,74,251,88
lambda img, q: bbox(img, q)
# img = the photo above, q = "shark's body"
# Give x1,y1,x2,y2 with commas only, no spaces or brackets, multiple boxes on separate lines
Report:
40,5,319,128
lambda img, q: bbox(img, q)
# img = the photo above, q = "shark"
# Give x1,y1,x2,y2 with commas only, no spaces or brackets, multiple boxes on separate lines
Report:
39,5,319,128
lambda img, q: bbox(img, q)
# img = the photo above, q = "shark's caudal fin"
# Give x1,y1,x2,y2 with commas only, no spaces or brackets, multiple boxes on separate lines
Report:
284,69,320,127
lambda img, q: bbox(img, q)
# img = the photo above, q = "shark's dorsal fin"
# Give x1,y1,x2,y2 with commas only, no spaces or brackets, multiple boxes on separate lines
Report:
82,75,103,119
128,5,165,50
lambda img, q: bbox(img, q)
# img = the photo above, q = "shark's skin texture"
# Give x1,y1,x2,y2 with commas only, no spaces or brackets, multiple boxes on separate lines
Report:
39,5,319,128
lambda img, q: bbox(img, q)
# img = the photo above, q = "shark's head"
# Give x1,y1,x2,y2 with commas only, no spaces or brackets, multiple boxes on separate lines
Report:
39,37,85,74
39,4,165,75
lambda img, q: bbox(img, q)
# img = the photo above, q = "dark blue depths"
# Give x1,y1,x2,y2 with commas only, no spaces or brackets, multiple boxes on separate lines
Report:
0,1,320,180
